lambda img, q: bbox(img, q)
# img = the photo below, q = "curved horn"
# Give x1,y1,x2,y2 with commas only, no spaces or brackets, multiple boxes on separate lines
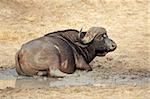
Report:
80,27,107,44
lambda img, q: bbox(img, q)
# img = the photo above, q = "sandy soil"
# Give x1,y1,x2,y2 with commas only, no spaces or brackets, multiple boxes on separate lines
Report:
0,85,150,99
0,0,150,98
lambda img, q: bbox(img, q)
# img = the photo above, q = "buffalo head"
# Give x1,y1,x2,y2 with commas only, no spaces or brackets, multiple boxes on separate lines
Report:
79,27,117,56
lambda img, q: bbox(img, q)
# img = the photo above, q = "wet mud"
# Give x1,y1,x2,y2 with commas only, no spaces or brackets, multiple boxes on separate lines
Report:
0,66,149,89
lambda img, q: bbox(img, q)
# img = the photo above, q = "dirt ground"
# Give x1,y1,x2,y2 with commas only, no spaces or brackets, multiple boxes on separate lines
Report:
0,0,150,98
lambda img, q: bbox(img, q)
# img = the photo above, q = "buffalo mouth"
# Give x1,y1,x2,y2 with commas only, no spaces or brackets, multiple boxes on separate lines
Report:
96,44,117,56
97,52,107,56
96,51,108,56
107,48,116,52
96,48,115,56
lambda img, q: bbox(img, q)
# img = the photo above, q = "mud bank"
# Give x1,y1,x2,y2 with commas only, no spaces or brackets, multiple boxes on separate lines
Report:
0,67,149,89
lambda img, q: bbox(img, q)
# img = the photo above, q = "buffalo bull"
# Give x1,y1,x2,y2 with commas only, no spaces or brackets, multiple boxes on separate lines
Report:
15,27,117,77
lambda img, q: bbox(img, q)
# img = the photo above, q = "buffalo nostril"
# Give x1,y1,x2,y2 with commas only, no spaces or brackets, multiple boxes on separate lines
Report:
112,44,115,48
112,43,117,49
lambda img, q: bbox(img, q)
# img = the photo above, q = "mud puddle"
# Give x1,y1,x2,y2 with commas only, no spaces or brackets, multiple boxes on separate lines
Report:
0,68,150,89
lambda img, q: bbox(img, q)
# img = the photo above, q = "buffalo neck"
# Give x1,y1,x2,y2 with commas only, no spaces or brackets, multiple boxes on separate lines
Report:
79,42,96,63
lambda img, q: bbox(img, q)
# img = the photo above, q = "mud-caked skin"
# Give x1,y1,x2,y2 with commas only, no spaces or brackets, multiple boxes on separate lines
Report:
15,27,117,77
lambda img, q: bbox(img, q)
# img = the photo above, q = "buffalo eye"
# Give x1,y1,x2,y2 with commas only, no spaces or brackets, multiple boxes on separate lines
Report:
102,34,107,38
99,34,107,41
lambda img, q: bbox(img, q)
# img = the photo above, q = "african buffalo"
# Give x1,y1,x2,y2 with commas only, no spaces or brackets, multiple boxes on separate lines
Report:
15,27,117,77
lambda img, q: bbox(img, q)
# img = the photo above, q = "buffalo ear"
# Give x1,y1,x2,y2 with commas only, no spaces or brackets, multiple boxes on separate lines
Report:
78,28,87,43
78,28,86,39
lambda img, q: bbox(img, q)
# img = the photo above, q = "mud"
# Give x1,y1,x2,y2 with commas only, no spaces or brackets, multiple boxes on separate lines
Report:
0,66,149,89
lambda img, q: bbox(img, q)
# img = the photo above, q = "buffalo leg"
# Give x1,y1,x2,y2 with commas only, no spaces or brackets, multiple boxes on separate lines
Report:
76,56,92,71
47,54,70,77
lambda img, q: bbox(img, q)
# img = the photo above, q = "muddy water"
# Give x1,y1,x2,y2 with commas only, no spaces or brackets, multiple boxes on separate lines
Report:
0,68,150,89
